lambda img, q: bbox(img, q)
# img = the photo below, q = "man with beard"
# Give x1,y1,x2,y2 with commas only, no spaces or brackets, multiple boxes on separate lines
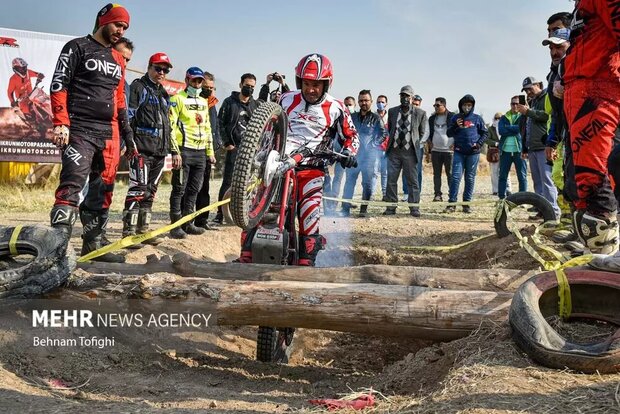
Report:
212,73,258,225
49,3,134,263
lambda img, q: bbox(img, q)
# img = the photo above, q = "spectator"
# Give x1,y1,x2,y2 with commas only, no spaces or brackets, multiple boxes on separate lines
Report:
344,96,356,114
547,11,572,36
212,73,259,224
194,71,221,230
427,97,454,202
258,71,290,102
498,97,528,199
563,1,620,258
383,85,427,217
324,96,356,214
486,112,512,196
402,94,427,201
121,52,174,247
49,3,133,263
517,76,559,219
444,94,487,213
168,67,215,238
376,94,389,200
340,89,387,217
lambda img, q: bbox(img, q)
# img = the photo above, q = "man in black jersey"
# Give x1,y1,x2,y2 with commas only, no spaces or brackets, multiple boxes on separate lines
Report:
49,3,133,262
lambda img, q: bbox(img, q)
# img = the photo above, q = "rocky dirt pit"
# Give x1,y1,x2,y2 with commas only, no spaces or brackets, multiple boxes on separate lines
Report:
1,175,619,413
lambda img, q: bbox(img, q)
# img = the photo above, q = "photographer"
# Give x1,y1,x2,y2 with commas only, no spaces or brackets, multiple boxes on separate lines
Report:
258,72,290,102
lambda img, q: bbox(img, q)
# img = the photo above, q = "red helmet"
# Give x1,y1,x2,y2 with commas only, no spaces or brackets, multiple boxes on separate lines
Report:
11,58,28,77
295,53,333,92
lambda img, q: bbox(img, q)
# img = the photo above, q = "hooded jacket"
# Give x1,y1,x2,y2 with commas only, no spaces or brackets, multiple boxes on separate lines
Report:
447,95,488,155
498,110,523,153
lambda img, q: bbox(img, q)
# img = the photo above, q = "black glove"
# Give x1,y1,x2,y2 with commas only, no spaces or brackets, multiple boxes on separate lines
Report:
340,149,358,169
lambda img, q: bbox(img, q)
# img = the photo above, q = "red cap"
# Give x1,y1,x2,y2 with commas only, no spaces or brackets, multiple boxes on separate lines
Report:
97,4,130,29
149,52,173,68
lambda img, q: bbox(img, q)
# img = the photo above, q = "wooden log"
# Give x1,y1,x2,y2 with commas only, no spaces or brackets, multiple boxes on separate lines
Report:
78,253,537,292
65,273,513,341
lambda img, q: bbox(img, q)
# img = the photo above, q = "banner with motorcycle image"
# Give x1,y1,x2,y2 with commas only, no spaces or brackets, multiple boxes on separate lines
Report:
0,28,74,162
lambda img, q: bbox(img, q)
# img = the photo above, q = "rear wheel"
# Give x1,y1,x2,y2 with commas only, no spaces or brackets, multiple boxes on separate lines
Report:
230,102,287,230
256,326,295,363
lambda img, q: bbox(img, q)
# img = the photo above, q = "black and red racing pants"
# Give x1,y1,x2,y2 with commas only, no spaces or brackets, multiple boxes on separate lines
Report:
564,78,620,217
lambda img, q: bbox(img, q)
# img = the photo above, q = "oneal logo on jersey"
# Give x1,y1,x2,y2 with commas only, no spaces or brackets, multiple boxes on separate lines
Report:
51,48,74,93
85,58,122,79
64,145,83,165
0,37,19,48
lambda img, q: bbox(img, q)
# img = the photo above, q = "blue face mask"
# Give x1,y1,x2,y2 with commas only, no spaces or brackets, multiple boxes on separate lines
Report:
377,102,386,111
187,85,201,97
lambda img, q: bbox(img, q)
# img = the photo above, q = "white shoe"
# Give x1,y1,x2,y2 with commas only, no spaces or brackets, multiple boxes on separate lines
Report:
401,194,409,202
589,252,620,273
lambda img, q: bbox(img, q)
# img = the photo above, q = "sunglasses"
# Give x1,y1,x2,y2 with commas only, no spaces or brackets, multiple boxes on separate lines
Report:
433,104,443,107
152,66,170,74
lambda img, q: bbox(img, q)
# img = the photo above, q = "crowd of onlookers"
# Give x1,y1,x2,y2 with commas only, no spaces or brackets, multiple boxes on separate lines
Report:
46,3,620,266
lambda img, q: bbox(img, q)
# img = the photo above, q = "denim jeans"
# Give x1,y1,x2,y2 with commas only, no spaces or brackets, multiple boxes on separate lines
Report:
448,151,480,202
342,152,379,211
498,151,527,199
380,152,388,197
529,149,560,217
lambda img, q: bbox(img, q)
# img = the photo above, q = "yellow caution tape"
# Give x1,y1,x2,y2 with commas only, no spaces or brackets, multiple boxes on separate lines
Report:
400,232,495,252
497,200,595,319
77,199,231,262
322,196,497,209
9,225,22,256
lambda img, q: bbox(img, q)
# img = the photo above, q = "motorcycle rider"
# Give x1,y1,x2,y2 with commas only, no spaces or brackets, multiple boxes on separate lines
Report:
239,53,360,266
48,3,134,263
7,58,45,121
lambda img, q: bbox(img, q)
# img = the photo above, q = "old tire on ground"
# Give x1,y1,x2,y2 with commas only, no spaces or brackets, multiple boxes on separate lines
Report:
509,269,620,373
230,101,287,230
256,326,294,363
0,225,76,298
495,191,556,238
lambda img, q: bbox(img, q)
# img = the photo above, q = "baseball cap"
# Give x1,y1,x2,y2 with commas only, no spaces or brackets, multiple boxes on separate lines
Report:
399,85,414,96
186,67,205,79
149,52,172,68
542,28,571,46
521,76,541,91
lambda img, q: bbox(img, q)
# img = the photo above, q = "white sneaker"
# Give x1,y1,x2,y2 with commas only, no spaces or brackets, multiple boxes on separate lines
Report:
401,194,409,202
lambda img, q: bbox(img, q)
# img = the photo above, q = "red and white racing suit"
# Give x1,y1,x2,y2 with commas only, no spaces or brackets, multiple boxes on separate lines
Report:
240,91,359,266
563,0,620,217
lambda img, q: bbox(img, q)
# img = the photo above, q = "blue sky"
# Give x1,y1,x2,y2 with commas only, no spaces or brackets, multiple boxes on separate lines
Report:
1,0,573,119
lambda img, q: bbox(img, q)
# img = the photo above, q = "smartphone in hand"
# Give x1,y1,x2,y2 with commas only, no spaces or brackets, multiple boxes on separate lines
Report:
518,95,526,105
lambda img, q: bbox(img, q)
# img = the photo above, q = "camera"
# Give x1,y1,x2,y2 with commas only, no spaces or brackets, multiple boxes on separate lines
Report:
272,72,285,82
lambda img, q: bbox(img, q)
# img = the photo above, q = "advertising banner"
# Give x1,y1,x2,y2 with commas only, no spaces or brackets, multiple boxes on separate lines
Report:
0,28,76,162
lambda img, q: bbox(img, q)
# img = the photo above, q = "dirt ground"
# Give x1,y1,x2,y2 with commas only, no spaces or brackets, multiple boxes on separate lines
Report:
0,170,619,413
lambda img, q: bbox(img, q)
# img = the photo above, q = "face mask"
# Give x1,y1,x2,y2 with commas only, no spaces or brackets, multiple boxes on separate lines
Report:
377,102,386,111
400,96,410,107
187,85,201,97
201,88,212,98
241,85,254,97
346,105,355,113
462,104,473,114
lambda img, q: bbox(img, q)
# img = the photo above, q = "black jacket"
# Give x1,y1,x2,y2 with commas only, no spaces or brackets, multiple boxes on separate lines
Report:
258,83,290,102
127,75,171,157
218,91,259,147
